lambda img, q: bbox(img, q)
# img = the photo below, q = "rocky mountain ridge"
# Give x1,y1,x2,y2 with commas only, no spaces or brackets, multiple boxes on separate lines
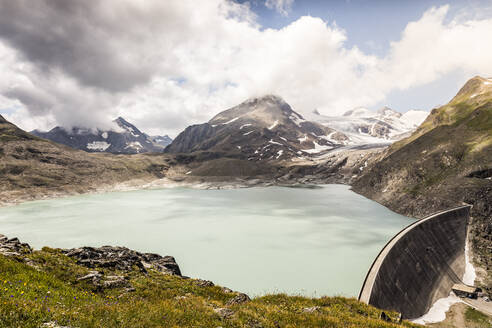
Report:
31,117,172,154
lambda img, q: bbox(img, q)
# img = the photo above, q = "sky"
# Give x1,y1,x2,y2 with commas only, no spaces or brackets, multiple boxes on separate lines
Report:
0,0,492,137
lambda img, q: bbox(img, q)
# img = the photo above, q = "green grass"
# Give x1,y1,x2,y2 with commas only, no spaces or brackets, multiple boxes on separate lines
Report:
465,307,491,327
0,250,422,328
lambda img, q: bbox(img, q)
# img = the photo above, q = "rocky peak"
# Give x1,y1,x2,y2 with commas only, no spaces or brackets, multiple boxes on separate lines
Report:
238,94,292,115
244,94,286,105
0,114,6,123
31,116,167,154
209,94,298,127
113,117,143,135
377,106,402,119
455,76,492,99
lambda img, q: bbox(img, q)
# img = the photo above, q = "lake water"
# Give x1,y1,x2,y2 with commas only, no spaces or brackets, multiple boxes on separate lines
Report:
0,184,413,297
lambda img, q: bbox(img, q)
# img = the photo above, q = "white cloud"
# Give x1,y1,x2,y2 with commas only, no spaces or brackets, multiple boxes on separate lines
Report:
265,0,294,16
0,2,492,137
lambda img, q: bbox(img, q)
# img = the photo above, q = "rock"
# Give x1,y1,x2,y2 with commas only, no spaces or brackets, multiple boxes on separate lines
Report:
77,271,103,283
41,322,73,328
194,279,214,287
102,276,128,289
379,311,391,322
302,306,321,313
77,271,129,289
221,287,234,293
0,234,32,257
246,320,264,328
226,293,250,306
63,246,181,276
214,308,235,319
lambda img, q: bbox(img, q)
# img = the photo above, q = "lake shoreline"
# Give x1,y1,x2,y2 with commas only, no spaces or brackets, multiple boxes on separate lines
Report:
0,174,340,208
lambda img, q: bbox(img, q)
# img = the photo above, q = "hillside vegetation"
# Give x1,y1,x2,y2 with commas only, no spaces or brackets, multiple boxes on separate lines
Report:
353,76,492,292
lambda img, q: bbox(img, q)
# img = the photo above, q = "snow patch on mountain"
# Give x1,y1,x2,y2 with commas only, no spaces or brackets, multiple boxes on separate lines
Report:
125,141,143,150
302,141,333,154
268,120,279,130
87,141,110,151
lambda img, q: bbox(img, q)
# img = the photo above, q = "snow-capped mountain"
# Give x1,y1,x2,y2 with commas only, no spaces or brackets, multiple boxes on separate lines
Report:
305,106,428,145
31,117,172,154
165,95,350,160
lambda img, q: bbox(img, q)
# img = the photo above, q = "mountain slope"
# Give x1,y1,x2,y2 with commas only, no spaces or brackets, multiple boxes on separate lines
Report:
165,95,348,160
31,117,171,154
352,76,492,292
0,116,173,204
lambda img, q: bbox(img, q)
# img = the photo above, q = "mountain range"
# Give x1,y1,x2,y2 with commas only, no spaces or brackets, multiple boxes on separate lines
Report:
31,117,172,154
165,95,349,160
26,96,426,159
305,106,428,144
1,75,491,320
165,95,426,162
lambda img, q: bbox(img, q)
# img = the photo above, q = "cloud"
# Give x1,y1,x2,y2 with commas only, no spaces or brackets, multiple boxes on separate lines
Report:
0,2,491,137
265,0,294,16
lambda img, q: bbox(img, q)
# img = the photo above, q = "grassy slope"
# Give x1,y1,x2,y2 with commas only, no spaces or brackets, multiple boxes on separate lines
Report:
0,250,420,328
0,116,174,204
352,76,492,291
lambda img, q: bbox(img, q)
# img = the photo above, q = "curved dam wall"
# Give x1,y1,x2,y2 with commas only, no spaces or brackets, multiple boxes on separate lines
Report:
358,206,470,319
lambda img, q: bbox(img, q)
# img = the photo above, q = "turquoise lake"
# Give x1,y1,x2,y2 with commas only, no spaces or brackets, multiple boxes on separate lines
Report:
0,184,413,297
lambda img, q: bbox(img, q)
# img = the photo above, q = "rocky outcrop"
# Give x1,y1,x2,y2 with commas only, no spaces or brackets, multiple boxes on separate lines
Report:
63,246,181,276
226,293,251,306
0,234,32,257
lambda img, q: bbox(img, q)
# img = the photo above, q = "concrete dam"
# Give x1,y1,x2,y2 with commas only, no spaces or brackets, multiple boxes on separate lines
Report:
358,205,471,319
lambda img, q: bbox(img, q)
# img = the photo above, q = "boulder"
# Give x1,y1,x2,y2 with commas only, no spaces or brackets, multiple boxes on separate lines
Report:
64,246,181,276
0,234,32,257
214,308,235,319
226,293,250,306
